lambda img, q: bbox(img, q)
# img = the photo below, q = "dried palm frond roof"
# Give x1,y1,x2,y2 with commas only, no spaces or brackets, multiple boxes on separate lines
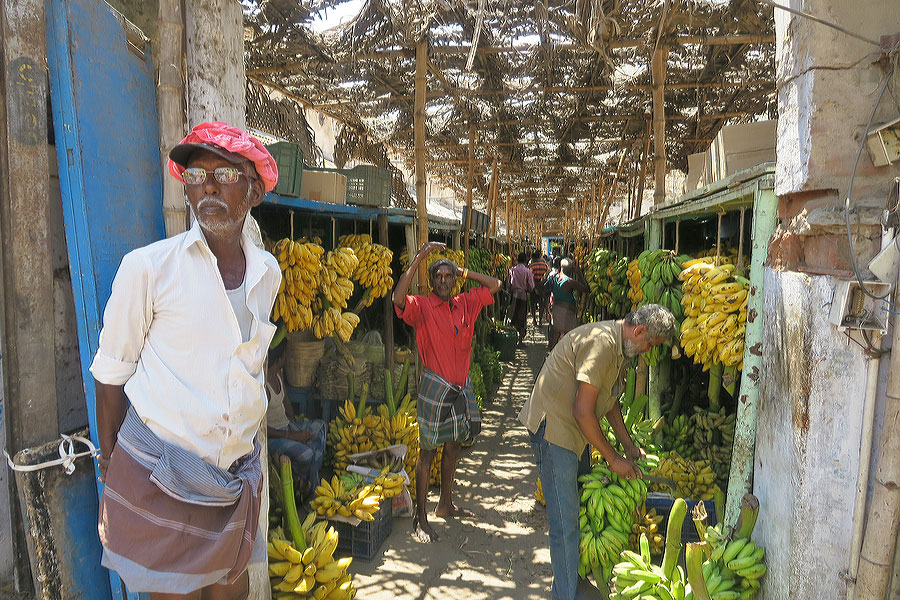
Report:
242,0,775,226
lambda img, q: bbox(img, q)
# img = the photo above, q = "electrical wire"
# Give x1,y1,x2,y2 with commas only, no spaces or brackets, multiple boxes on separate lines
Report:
755,0,881,47
844,61,896,301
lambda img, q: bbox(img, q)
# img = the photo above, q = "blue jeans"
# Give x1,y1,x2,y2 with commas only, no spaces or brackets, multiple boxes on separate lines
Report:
530,420,591,600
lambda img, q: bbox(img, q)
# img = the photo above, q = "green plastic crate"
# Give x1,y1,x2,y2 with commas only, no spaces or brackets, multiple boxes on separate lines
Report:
265,141,304,197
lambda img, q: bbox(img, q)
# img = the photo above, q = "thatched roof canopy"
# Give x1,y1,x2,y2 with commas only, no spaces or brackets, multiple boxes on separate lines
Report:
242,0,774,226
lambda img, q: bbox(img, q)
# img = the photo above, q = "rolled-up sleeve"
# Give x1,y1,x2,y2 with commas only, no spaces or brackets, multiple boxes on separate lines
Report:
89,251,154,385
395,295,423,326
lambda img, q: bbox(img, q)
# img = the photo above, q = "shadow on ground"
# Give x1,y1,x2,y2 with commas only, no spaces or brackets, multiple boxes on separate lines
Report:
350,324,606,600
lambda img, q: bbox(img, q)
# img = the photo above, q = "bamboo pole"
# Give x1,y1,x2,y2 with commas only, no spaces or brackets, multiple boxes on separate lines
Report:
464,122,475,262
652,46,669,207
414,38,428,288
634,118,652,220
506,190,512,257
598,143,632,232
488,158,499,252
157,0,187,236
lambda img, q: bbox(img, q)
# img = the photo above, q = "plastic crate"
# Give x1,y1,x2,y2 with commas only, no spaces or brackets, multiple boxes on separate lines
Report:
329,500,393,561
266,141,304,197
645,493,717,543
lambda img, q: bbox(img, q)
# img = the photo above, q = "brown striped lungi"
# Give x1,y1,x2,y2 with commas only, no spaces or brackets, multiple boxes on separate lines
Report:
98,408,264,594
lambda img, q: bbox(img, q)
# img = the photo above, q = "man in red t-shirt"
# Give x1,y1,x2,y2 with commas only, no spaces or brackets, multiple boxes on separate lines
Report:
393,241,502,542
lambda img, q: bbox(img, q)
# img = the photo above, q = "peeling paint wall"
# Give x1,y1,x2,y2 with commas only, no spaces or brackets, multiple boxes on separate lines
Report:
755,269,870,599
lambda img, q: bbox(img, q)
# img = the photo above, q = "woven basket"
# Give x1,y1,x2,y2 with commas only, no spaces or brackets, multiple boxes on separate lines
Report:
285,337,326,388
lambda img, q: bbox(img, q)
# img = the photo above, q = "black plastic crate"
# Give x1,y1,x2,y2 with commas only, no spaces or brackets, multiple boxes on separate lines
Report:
645,494,717,543
329,500,393,561
265,141,304,197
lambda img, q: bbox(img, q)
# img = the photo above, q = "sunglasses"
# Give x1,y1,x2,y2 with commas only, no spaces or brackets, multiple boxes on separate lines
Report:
181,167,254,186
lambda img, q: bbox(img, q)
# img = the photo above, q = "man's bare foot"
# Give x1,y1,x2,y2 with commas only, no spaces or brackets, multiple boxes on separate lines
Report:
435,503,476,518
412,515,439,542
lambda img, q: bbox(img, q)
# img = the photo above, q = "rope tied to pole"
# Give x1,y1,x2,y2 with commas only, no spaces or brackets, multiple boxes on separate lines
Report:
5,434,99,476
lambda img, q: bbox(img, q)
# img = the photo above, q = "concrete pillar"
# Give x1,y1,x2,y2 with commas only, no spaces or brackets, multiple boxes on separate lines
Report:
756,2,900,599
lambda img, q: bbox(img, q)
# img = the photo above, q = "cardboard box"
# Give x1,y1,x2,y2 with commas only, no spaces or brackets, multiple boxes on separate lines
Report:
300,170,347,204
707,120,776,182
685,152,708,192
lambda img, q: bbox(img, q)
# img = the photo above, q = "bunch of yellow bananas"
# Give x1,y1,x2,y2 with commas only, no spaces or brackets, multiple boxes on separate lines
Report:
367,402,418,451
336,234,372,249
268,518,355,599
351,243,393,306
272,239,325,332
535,476,545,506
309,474,383,521
630,504,665,557
678,259,750,370
626,258,643,310
491,253,510,281
652,451,719,502
327,398,379,473
310,307,358,342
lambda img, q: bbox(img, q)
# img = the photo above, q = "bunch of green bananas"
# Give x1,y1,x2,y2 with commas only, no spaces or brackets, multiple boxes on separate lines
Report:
660,414,697,461
578,464,649,584
652,452,719,502
605,256,631,316
679,259,750,370
585,248,620,310
491,253,510,281
691,405,736,489
630,505,665,557
636,249,689,365
694,495,767,599
466,248,492,287
610,533,689,600
268,519,355,599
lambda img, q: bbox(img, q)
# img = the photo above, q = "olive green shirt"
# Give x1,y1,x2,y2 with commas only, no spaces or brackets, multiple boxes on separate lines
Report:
519,320,626,455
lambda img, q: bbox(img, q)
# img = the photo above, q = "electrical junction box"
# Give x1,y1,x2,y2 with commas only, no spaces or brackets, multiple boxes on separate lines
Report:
828,279,892,333
865,116,900,167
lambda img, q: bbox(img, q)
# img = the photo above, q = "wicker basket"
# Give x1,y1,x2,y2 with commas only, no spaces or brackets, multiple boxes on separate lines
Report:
285,337,326,388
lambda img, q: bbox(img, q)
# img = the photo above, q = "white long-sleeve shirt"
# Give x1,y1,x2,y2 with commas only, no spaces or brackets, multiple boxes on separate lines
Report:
90,221,281,469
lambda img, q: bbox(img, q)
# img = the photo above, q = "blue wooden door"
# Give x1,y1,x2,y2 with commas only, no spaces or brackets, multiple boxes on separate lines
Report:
46,0,166,597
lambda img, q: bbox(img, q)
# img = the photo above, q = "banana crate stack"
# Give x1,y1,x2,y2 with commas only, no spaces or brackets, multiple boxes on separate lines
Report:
328,500,393,561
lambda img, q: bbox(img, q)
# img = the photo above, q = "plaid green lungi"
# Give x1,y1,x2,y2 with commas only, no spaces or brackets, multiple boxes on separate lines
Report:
417,368,481,451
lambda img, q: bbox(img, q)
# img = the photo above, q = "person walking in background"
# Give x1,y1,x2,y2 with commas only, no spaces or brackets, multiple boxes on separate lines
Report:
548,258,589,350
529,251,550,327
519,305,677,600
392,241,502,543
265,340,326,497
91,122,280,599
508,251,535,345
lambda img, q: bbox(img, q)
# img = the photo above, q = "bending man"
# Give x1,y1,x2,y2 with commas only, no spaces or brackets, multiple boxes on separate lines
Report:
392,241,502,542
519,305,676,599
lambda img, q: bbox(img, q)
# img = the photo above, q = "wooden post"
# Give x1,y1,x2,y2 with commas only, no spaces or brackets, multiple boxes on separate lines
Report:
506,190,511,257
157,0,187,236
464,122,475,262
414,38,428,287
379,213,394,374
652,46,669,207
598,144,631,232
487,157,498,253
634,118,652,220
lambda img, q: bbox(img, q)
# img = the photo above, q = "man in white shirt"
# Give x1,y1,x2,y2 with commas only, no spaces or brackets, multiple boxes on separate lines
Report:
89,122,281,599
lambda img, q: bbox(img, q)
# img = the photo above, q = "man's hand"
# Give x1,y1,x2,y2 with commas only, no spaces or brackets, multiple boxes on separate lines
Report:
625,445,646,463
609,455,642,481
416,241,446,263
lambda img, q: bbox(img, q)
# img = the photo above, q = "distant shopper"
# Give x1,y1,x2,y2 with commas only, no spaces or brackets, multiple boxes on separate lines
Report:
519,305,676,600
392,241,502,543
265,340,326,495
508,251,535,344
548,258,588,350
91,122,280,598
528,251,550,327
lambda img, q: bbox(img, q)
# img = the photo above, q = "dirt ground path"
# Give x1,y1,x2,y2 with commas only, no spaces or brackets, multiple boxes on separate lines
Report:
351,325,605,600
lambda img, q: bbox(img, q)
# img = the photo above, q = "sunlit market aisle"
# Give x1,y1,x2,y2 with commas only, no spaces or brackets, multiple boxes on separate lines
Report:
349,324,605,600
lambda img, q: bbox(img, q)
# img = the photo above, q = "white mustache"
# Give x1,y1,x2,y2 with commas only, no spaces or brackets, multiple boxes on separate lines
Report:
197,196,228,210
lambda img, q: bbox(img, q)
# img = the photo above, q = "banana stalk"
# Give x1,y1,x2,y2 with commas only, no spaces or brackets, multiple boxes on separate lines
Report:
707,363,723,409
280,456,306,551
270,323,287,349
395,359,410,407
348,373,356,405
692,501,709,545
625,393,649,433
685,542,713,600
357,382,369,419
662,498,688,580
734,493,760,540
385,369,396,415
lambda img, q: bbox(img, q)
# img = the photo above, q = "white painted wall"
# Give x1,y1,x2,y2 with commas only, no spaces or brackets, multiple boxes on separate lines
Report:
755,270,871,599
